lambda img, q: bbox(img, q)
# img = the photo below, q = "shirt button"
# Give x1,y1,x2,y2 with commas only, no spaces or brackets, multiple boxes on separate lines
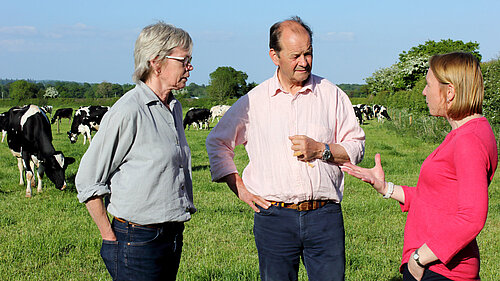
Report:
179,164,183,168
181,185,185,190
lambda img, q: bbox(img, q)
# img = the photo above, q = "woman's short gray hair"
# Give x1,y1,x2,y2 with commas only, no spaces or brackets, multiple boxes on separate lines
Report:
132,21,193,83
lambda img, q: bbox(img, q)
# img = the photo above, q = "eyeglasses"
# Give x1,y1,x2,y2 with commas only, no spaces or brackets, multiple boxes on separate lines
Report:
165,55,193,68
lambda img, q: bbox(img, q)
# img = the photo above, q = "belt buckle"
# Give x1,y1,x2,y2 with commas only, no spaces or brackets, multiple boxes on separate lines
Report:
297,201,311,211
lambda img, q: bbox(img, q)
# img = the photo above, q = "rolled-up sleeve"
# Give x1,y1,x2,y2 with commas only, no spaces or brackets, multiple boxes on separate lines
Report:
206,96,249,182
76,109,135,203
336,94,365,165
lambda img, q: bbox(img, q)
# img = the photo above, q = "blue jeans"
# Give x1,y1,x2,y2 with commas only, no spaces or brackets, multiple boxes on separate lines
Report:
100,218,184,281
254,202,345,281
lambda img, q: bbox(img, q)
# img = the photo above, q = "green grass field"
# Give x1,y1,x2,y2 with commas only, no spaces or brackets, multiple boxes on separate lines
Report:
0,110,498,280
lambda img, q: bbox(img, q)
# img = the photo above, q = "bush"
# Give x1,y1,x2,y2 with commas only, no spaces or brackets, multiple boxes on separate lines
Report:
482,58,500,124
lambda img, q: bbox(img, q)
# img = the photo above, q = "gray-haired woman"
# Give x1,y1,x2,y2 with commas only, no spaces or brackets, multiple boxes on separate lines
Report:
76,21,196,280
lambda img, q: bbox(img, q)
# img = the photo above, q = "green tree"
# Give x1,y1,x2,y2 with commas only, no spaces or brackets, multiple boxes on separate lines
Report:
83,82,95,98
111,83,124,97
186,82,207,98
9,80,39,101
95,81,113,98
207,67,248,103
122,83,135,94
366,39,481,94
44,86,59,98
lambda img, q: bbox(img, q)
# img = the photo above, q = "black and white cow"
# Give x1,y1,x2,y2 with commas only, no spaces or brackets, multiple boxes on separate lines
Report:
210,104,231,123
0,111,9,143
352,106,364,125
362,104,374,120
51,107,73,133
6,105,75,197
67,105,109,144
183,108,211,130
373,104,392,122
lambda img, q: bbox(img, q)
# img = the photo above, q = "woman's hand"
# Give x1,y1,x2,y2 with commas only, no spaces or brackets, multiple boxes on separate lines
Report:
341,153,387,195
408,253,425,281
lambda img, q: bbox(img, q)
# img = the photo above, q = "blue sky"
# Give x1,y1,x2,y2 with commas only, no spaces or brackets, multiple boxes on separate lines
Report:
1,0,499,86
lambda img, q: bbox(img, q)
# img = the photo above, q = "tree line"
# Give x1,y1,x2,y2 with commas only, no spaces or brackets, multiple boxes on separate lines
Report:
1,68,364,105
2,38,498,124
363,39,499,124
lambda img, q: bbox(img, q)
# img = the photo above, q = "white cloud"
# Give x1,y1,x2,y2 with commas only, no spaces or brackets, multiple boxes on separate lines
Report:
319,32,355,42
0,26,37,35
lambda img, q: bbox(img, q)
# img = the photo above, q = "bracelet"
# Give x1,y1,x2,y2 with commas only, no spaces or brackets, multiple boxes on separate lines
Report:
383,182,394,199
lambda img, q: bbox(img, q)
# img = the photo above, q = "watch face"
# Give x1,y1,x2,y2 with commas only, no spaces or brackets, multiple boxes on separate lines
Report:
413,253,419,260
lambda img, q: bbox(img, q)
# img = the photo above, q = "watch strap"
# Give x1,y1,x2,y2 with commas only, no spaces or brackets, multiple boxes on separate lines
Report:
321,143,331,161
413,248,426,268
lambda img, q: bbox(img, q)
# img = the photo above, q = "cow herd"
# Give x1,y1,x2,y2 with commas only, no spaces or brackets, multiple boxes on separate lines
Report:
353,104,391,125
0,103,232,197
0,104,108,197
183,105,231,130
1,102,388,197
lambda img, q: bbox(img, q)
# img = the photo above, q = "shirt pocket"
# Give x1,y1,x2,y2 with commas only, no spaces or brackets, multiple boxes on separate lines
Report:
306,123,333,144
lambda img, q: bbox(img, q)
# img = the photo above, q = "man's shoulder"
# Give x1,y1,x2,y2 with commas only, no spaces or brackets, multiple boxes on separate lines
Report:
311,74,341,90
248,76,275,95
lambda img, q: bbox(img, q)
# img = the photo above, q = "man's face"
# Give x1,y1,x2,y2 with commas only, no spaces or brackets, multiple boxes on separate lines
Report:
270,24,312,89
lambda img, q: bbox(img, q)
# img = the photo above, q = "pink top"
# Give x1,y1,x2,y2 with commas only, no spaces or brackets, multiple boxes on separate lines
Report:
206,71,365,203
400,117,498,280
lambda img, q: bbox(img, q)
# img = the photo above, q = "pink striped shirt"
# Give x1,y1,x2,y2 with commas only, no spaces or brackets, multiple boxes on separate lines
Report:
206,71,365,203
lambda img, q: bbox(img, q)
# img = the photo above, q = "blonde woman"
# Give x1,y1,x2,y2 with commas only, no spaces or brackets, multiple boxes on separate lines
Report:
343,52,498,281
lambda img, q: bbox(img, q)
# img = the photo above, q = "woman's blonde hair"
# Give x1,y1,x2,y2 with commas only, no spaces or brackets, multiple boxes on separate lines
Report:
429,52,483,120
132,21,193,83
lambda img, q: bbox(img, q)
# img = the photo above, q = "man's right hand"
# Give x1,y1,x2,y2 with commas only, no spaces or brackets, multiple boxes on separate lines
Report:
221,173,271,212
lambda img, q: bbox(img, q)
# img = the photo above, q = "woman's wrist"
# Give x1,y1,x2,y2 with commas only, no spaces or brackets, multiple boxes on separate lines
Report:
383,182,394,198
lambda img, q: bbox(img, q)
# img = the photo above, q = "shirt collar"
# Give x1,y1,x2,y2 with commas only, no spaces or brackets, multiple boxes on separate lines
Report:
270,69,315,97
136,80,177,108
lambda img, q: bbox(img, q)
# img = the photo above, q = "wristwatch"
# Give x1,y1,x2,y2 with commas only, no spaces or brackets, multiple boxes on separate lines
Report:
321,143,332,161
412,248,425,268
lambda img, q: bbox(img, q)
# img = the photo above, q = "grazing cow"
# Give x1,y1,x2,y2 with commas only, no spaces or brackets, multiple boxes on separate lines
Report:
67,105,109,144
184,108,210,130
373,104,392,122
51,108,73,133
352,106,364,125
6,105,75,197
210,105,231,123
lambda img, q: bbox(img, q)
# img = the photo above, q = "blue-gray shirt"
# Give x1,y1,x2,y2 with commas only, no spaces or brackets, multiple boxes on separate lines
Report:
76,81,196,225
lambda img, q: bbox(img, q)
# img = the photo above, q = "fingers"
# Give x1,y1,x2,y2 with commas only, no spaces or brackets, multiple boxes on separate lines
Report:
249,196,271,212
293,151,303,157
374,153,382,167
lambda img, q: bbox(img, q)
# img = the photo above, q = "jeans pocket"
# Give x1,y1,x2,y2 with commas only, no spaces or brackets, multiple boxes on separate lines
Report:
128,227,161,246
100,240,119,279
255,204,277,216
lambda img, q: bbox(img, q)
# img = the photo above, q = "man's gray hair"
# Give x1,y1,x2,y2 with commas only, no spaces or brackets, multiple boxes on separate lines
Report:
132,21,193,83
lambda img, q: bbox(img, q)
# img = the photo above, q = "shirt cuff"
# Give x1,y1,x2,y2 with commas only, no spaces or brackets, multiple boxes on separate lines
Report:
77,183,111,203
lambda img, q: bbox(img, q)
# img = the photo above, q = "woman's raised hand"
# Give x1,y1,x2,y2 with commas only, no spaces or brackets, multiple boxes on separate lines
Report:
341,153,387,195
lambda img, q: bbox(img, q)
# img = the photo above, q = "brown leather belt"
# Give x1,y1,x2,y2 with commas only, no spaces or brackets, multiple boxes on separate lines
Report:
270,200,332,211
114,217,165,229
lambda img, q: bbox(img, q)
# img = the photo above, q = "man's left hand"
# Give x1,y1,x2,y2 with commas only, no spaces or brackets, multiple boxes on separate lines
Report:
289,135,324,162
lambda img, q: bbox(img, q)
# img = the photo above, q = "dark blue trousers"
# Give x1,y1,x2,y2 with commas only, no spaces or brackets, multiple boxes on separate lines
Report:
402,263,452,281
100,218,184,281
254,202,345,281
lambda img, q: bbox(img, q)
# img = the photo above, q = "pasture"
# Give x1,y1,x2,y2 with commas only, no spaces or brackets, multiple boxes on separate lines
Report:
0,106,498,280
